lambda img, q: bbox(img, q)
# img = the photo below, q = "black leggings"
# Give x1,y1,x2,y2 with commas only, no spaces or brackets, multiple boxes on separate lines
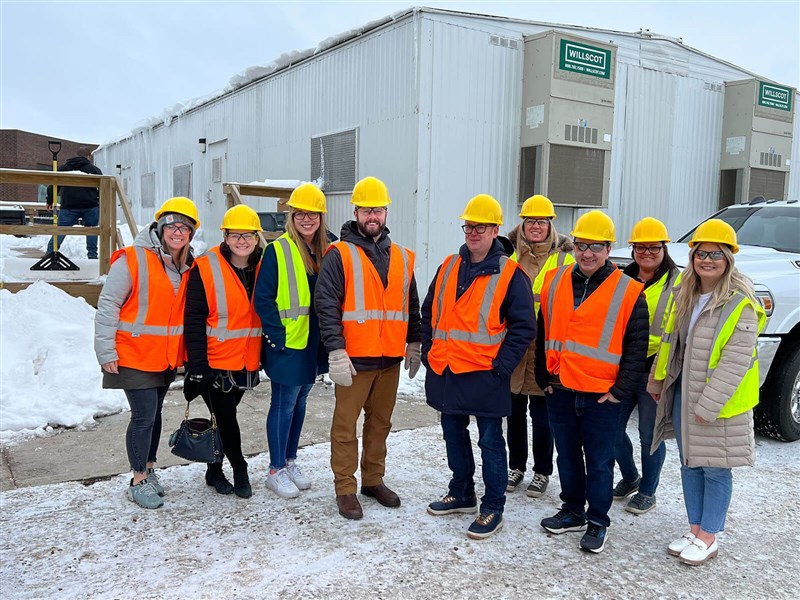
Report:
202,386,246,468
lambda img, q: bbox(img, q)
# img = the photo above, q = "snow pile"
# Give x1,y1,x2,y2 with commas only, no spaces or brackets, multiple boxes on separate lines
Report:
0,282,127,442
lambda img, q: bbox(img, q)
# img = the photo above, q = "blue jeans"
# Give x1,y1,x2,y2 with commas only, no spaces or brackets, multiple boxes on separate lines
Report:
267,382,313,469
614,379,666,495
441,413,507,514
672,382,732,534
124,386,168,473
547,388,621,527
47,206,99,258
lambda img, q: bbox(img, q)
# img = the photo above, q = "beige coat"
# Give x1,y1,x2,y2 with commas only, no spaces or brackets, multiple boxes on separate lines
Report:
507,225,573,396
647,291,759,468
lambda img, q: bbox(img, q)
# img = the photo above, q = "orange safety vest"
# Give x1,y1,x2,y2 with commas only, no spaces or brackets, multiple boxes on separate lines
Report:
427,254,518,375
540,265,643,393
331,241,414,358
194,246,262,371
114,246,188,371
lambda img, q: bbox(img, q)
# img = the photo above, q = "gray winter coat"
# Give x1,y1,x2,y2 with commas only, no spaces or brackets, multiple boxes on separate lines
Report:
647,289,759,468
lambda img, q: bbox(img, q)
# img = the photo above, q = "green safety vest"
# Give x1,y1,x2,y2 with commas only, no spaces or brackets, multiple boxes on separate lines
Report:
643,271,677,357
532,251,575,316
271,233,311,350
655,291,767,419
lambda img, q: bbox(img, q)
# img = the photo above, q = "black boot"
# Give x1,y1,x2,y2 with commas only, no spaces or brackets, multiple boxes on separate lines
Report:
232,462,252,499
205,463,233,495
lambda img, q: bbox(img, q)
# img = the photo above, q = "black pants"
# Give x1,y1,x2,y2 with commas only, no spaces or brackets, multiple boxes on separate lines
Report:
202,386,246,468
506,393,553,476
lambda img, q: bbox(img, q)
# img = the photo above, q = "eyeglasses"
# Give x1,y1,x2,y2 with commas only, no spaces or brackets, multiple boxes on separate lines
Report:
694,249,725,261
163,223,192,234
632,244,663,255
357,207,386,217
293,211,320,221
524,218,550,227
462,224,493,234
574,242,608,253
226,232,258,243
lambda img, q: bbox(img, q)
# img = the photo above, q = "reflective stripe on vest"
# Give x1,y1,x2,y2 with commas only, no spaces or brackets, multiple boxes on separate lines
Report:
644,271,675,357
273,234,311,349
340,242,411,324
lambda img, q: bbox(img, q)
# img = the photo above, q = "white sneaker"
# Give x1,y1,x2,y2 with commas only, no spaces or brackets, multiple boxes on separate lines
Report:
286,460,312,490
668,532,695,556
679,537,718,565
266,468,300,499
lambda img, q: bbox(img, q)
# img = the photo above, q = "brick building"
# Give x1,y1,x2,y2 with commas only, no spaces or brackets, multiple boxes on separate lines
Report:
0,129,98,202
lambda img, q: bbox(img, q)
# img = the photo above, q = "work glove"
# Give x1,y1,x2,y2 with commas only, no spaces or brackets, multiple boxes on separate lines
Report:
328,349,357,387
183,365,217,401
404,342,422,379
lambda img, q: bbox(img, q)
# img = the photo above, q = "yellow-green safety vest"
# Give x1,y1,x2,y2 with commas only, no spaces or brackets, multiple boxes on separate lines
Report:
644,270,677,357
271,233,311,350
532,251,575,315
655,291,767,419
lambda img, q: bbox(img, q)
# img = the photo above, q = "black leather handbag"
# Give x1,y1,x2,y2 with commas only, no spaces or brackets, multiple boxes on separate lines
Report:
168,403,223,463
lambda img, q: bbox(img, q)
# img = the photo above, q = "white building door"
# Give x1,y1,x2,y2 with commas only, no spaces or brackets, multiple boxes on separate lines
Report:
206,139,228,245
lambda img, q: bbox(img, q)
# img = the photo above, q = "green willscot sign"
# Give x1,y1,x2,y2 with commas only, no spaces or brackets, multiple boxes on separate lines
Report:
559,39,612,79
758,81,793,112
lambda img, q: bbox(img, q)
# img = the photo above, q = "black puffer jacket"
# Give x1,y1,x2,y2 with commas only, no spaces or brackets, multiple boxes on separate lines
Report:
46,156,102,209
534,260,649,400
314,221,421,372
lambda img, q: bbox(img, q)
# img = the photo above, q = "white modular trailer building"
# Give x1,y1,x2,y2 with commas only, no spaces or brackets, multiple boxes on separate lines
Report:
94,7,798,286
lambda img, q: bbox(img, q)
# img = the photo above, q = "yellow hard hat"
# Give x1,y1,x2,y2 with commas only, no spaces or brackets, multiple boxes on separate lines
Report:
287,183,327,213
460,194,503,225
519,194,556,219
629,217,670,244
154,197,200,228
689,218,739,254
571,210,615,242
220,204,262,231
351,176,391,208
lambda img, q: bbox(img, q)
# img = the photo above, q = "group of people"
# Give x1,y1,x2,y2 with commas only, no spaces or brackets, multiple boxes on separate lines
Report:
94,177,763,565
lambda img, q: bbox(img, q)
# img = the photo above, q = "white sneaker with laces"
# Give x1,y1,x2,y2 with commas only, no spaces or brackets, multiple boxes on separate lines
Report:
286,460,312,490
266,468,300,499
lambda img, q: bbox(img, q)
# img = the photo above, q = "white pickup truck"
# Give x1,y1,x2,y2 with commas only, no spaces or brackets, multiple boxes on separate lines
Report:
611,199,800,442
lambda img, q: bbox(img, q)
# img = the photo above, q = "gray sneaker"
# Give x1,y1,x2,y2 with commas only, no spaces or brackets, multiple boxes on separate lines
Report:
506,469,524,492
147,468,165,496
612,477,640,499
126,479,164,509
526,473,549,498
624,492,656,514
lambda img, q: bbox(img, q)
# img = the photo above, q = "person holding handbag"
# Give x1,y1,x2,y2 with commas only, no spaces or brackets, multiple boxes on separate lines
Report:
254,183,331,499
648,219,765,565
184,204,264,499
94,197,199,509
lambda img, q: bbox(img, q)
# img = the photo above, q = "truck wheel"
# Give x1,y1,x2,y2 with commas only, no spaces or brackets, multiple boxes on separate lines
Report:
756,343,800,442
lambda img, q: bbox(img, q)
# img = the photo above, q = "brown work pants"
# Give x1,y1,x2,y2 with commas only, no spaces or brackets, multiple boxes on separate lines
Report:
330,363,400,495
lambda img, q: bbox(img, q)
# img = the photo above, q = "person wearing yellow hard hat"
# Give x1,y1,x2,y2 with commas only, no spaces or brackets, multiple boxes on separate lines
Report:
253,183,332,499
182,203,265,499
535,209,649,553
648,218,764,566
612,217,679,515
423,193,535,540
94,196,201,509
505,195,575,499
316,176,421,520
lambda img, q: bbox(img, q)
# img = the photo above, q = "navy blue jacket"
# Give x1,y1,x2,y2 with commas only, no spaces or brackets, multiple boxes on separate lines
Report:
421,237,536,417
254,238,328,386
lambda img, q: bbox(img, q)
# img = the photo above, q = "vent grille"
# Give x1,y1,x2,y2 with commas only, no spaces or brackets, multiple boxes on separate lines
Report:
173,163,192,197
759,152,782,167
489,35,518,50
311,129,357,193
565,125,599,144
212,158,222,183
141,173,155,208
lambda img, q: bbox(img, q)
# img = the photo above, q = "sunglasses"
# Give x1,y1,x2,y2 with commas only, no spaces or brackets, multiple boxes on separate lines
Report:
694,249,725,261
574,242,608,253
632,244,663,255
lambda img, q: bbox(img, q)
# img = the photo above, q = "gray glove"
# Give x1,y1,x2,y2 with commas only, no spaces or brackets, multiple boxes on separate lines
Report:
328,349,357,387
404,342,422,379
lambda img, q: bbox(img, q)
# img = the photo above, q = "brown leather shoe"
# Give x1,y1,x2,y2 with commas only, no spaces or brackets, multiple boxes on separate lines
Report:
361,483,401,508
336,493,363,520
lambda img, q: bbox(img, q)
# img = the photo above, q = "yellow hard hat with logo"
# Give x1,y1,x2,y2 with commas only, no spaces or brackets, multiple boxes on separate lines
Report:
288,183,327,213
629,217,670,244
519,195,556,219
460,194,503,225
571,210,615,242
154,197,200,228
688,218,739,254
351,176,391,208
220,204,261,231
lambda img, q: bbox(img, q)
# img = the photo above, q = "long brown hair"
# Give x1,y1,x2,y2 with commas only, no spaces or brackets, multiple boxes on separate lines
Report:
284,207,330,274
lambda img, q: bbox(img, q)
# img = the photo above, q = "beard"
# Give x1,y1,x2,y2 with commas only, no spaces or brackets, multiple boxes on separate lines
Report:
356,219,385,239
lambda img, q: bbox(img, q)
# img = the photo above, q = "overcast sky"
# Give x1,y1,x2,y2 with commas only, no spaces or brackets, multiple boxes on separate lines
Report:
2,1,798,144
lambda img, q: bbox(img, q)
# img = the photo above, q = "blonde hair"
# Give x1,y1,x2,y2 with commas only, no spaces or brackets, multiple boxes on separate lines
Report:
521,218,558,250
673,244,756,329
284,208,330,274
